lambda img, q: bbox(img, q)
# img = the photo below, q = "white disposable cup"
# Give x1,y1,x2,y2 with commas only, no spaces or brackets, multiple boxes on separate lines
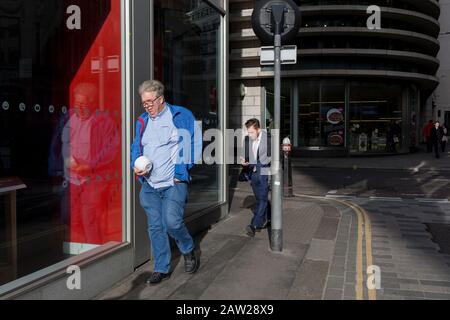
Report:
135,156,152,173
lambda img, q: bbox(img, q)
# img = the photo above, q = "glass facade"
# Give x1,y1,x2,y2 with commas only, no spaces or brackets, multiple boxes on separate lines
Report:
154,0,223,213
264,83,290,137
0,0,124,287
349,82,404,153
0,0,227,298
265,79,417,154
243,0,438,156
298,81,346,148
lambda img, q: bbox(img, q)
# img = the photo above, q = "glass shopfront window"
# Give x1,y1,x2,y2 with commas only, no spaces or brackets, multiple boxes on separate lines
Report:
320,81,346,148
299,81,320,147
154,0,223,213
349,82,403,153
0,0,123,287
298,80,346,148
264,82,290,137
408,85,419,151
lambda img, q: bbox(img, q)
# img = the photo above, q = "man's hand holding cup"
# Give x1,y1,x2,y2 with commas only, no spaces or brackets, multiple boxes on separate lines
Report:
134,156,153,177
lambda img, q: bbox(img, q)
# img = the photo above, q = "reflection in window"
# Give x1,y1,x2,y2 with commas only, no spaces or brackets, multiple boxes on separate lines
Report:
298,81,345,148
299,81,321,147
0,0,122,286
349,82,403,153
265,84,291,138
154,0,222,213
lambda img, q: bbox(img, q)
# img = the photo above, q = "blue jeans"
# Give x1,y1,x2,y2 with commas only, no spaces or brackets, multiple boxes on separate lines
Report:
250,168,269,228
140,183,194,274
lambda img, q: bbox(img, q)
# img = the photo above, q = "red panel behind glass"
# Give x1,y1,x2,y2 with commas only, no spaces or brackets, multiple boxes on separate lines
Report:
66,0,122,245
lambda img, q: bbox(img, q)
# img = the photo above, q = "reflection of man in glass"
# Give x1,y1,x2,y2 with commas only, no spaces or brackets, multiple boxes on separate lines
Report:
62,83,120,246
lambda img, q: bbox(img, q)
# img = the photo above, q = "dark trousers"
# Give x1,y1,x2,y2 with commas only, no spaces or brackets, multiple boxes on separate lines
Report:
432,141,440,158
250,168,269,228
426,138,433,153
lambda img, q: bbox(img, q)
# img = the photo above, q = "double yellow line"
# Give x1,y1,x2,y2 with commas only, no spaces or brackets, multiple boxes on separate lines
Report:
294,194,376,300
332,199,376,300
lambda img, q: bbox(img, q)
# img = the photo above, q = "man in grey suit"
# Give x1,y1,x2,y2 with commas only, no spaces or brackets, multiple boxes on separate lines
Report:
241,118,271,237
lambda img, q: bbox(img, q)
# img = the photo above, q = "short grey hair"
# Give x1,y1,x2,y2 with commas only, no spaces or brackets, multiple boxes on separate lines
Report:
74,82,98,103
139,80,165,97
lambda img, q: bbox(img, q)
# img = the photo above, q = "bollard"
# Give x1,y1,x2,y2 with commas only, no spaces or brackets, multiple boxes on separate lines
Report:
282,137,293,197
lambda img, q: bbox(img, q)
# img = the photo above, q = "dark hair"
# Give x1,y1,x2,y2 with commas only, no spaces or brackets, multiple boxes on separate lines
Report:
245,118,261,129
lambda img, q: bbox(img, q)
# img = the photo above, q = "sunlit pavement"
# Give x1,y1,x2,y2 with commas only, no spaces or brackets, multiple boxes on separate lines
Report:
96,149,450,300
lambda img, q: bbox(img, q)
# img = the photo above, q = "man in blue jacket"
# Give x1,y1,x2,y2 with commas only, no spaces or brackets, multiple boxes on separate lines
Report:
131,80,202,285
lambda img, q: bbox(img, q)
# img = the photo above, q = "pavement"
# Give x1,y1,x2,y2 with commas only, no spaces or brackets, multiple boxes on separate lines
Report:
95,147,450,300
96,182,360,300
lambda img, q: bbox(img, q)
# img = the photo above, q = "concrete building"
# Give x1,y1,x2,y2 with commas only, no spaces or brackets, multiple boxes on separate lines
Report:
434,0,450,127
229,0,441,155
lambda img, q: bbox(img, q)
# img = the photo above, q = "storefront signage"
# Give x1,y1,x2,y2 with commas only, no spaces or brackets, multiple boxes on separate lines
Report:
328,134,344,146
327,108,344,124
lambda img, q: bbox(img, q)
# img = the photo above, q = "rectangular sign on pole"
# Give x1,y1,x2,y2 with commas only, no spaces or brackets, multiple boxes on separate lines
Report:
260,45,297,65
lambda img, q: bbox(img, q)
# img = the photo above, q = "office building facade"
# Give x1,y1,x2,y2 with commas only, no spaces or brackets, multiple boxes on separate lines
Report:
434,0,450,126
229,0,441,154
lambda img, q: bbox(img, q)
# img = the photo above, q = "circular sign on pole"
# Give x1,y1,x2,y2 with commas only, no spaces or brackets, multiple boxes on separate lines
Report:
252,0,301,45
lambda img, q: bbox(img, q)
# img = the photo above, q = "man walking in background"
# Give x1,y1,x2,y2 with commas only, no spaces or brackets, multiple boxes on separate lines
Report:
430,121,443,159
241,118,271,237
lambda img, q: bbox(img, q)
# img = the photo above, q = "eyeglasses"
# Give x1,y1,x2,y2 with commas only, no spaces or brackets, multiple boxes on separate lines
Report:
74,104,91,112
141,96,162,108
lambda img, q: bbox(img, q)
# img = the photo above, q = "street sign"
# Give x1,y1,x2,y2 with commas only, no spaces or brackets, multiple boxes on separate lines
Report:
251,0,301,45
260,45,297,65
251,0,302,253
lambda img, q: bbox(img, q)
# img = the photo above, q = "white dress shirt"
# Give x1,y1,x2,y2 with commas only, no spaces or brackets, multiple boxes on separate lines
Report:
252,133,262,162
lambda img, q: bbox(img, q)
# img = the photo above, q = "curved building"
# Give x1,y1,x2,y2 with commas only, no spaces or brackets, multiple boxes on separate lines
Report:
435,0,450,127
229,0,441,154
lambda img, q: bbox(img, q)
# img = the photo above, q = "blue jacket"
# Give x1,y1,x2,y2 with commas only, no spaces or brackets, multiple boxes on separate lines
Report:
131,103,202,184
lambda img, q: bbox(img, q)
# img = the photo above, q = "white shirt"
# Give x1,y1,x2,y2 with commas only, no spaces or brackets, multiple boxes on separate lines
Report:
142,106,180,189
252,133,262,162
